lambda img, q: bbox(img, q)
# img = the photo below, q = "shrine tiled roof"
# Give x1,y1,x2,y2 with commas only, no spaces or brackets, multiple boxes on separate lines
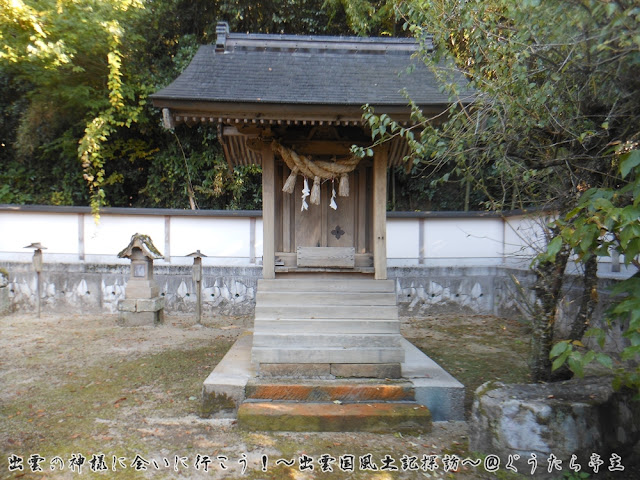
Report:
151,24,469,109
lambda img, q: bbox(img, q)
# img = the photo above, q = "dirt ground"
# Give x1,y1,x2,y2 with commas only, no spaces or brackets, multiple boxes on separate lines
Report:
0,312,630,479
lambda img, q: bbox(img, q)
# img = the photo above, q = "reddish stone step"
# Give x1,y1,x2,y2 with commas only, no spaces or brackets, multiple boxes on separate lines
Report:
245,379,415,403
237,402,432,433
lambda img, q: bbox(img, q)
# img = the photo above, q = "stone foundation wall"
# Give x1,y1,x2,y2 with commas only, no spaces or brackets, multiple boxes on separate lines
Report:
1,262,261,318
391,266,501,316
0,262,626,347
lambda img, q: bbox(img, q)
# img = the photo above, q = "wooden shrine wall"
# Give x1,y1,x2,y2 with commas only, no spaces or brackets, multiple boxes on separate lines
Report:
274,160,374,271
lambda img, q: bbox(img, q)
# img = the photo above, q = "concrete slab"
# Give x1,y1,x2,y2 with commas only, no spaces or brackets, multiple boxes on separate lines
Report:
201,333,255,418
401,338,465,421
251,346,405,364
201,332,465,422
117,310,163,327
331,363,401,379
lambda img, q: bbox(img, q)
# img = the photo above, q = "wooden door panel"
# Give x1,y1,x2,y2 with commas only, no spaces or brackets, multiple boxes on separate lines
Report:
294,175,322,247
327,174,356,248
283,164,371,268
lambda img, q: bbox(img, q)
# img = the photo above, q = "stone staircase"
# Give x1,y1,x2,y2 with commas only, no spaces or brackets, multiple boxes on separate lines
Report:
235,277,431,432
251,278,405,378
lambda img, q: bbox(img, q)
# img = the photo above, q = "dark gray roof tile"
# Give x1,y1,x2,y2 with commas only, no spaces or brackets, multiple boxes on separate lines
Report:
152,40,467,107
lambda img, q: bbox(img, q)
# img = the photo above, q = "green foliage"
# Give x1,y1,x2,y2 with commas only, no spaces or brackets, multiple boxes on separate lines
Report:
366,0,640,383
0,0,149,217
369,0,640,212
549,151,640,394
137,126,262,210
562,470,590,480
0,0,361,213
324,0,399,36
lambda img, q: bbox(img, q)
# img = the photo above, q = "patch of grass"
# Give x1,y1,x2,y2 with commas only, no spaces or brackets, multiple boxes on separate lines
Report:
1,314,535,479
1,340,234,477
406,316,532,414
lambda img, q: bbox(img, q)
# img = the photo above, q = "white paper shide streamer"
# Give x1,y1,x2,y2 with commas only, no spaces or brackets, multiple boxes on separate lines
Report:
301,177,310,211
330,184,337,210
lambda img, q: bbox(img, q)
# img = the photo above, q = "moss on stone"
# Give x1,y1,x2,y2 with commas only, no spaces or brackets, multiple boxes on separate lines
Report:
201,391,237,418
475,380,502,399
237,402,432,434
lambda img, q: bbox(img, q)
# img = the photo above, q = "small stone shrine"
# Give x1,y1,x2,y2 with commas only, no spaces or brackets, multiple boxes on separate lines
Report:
117,233,164,326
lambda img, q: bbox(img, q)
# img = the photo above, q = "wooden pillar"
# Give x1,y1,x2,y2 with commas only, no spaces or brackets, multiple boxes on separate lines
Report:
373,146,388,280
262,144,276,279
78,213,85,261
164,215,171,262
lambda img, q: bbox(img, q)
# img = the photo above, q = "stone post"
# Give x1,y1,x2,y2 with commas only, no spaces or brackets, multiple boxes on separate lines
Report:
0,268,9,316
187,250,207,325
24,242,46,318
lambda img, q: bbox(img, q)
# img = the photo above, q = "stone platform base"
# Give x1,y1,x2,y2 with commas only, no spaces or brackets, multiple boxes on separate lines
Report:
117,296,165,327
202,333,465,425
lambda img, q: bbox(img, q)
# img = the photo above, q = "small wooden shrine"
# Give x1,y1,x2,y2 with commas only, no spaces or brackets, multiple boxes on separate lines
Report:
152,24,466,390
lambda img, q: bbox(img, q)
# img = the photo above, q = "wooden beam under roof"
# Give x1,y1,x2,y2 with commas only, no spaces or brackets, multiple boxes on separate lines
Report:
280,140,368,156
220,131,411,169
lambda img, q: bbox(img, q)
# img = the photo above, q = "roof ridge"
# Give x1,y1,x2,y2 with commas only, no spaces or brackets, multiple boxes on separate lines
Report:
214,21,432,54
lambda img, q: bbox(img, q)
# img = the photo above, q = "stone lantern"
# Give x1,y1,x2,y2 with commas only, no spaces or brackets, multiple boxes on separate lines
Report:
117,233,164,326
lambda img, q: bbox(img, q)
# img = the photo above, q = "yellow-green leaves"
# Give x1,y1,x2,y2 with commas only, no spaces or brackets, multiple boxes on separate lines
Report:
621,149,640,180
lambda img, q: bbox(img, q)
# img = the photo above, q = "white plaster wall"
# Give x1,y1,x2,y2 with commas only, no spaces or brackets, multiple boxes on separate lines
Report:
0,209,543,266
387,218,420,260
170,216,251,262
84,214,165,262
504,215,549,261
0,211,79,254
424,218,504,259
255,218,264,259
503,214,624,273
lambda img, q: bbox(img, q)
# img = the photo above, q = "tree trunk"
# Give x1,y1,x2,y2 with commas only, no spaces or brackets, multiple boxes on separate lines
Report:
464,176,471,212
530,239,571,382
569,255,599,340
546,255,600,381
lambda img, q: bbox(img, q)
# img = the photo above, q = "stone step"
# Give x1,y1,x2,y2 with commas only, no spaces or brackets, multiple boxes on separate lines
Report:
237,401,431,433
251,346,405,364
255,305,398,320
245,379,415,402
257,278,395,293
257,362,402,379
252,276,403,370
253,318,400,334
256,291,397,306
252,333,403,349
